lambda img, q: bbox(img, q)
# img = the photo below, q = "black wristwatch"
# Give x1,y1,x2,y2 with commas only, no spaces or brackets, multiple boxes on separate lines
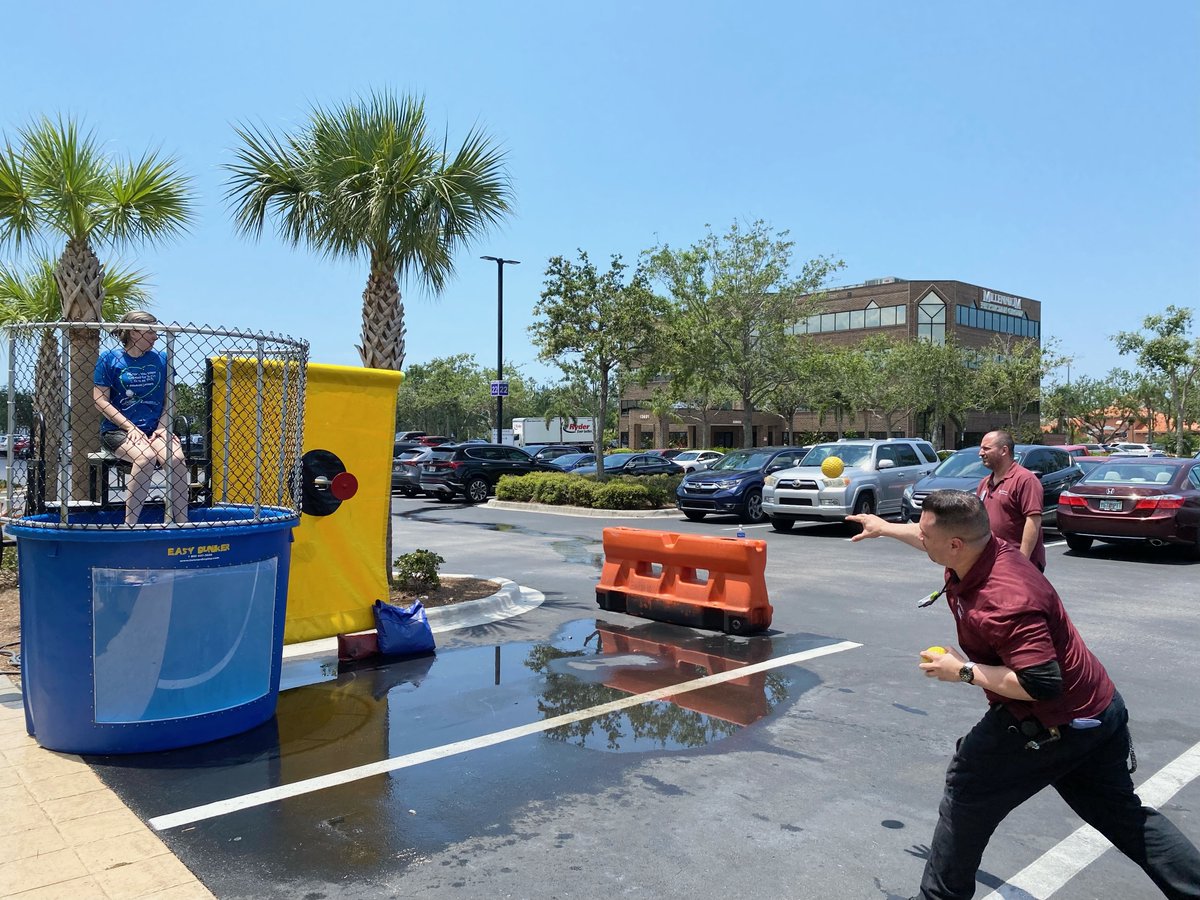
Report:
958,661,977,684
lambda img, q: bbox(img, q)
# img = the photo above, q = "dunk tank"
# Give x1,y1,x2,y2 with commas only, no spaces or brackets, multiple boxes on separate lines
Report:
2,320,307,753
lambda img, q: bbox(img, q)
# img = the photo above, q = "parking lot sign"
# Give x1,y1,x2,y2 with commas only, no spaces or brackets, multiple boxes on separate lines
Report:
490,380,509,397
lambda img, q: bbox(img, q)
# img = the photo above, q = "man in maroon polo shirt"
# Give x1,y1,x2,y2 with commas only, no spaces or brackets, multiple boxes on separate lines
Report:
849,490,1200,899
978,430,1045,571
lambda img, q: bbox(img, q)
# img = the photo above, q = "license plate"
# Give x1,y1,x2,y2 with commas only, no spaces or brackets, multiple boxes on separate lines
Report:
1098,499,1123,512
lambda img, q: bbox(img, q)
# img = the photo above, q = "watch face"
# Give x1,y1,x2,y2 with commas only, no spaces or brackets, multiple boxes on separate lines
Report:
959,664,975,683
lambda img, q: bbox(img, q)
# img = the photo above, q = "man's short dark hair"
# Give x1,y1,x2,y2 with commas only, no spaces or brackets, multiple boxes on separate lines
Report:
988,430,1015,456
922,490,991,542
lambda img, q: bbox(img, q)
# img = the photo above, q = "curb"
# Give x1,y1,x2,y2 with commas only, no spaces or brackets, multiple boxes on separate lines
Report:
279,575,545,672
486,499,681,518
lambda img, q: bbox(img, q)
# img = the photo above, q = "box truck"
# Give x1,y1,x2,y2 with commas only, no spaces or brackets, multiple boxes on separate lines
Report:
511,416,597,447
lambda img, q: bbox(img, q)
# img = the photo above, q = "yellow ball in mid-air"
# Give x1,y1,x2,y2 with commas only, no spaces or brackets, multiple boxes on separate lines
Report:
821,456,845,478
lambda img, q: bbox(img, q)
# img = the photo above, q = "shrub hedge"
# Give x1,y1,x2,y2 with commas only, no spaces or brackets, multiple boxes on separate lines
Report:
495,472,682,509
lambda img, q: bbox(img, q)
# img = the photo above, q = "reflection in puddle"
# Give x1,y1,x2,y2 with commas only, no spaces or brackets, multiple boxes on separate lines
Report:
525,618,789,752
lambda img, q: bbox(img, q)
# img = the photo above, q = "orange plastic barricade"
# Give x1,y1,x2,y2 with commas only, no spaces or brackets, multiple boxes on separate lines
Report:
595,527,772,634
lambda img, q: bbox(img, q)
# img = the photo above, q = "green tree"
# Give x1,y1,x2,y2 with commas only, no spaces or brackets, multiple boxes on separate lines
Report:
0,118,192,494
531,251,669,470
975,335,1069,431
1112,306,1200,455
225,91,512,372
648,220,843,448
906,338,975,448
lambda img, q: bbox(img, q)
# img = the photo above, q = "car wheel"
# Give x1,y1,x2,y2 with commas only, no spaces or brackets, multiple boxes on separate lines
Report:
1065,534,1093,553
465,476,491,504
852,493,875,517
683,510,706,522
742,489,764,523
400,486,416,497
770,517,795,533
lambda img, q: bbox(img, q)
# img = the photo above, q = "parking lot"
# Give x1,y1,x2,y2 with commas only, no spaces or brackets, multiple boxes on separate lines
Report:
89,496,1200,899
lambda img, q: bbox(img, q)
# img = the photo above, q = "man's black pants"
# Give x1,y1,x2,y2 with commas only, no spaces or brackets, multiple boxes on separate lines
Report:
919,691,1200,899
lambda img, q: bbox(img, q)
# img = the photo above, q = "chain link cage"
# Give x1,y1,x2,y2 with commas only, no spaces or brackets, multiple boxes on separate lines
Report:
1,321,308,530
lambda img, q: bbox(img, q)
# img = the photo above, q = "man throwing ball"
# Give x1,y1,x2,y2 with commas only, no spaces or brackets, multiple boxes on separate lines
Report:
847,490,1200,899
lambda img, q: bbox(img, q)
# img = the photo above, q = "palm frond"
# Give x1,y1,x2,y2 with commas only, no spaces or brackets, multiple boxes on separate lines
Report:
0,138,38,250
223,122,315,246
18,115,108,240
105,152,195,246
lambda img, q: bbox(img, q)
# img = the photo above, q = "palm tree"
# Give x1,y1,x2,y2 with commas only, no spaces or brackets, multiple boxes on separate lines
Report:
0,259,152,491
224,90,513,372
0,116,193,497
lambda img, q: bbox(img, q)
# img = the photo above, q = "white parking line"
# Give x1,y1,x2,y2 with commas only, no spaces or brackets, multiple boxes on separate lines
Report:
149,640,862,831
981,740,1200,899
723,523,773,531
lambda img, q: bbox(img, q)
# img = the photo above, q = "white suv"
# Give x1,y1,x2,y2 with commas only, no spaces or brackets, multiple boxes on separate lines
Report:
761,439,939,531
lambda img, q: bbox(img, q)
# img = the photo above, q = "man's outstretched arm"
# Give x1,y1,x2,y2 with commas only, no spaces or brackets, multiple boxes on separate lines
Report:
845,514,924,550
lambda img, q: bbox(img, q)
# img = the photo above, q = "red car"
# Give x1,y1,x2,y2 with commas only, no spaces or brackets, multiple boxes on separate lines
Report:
1057,458,1200,557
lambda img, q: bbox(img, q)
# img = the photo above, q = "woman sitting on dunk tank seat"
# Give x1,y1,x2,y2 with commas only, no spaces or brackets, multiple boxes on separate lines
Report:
92,311,190,526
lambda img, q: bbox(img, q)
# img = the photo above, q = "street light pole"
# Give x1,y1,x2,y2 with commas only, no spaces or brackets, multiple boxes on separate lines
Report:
481,256,520,444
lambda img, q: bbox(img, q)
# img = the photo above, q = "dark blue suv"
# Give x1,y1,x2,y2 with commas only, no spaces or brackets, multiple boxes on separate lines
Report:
676,446,810,523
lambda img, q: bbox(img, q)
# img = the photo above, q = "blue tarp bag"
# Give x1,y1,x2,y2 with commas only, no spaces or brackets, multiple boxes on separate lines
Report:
373,599,437,656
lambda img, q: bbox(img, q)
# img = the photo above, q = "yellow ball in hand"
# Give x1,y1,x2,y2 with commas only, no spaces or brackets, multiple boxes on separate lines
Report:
821,456,845,478
921,646,947,660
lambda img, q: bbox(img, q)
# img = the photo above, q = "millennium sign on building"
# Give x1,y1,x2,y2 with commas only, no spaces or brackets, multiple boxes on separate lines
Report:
619,277,1042,450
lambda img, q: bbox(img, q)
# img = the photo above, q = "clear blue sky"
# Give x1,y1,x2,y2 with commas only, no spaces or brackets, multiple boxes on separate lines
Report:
4,1,1197,385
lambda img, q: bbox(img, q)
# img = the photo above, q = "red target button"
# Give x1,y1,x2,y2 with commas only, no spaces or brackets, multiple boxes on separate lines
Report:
331,471,359,501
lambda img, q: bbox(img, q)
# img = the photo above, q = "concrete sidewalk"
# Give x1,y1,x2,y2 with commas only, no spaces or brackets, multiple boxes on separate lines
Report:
0,675,214,899
0,575,544,898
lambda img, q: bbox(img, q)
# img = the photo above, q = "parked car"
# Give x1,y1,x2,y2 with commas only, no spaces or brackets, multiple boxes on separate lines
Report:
0,434,30,459
395,430,427,442
646,448,686,460
1108,442,1154,456
548,452,595,471
1057,458,1200,557
899,444,1082,526
1061,444,1093,457
418,443,557,503
416,435,452,447
763,439,938,530
392,447,433,495
572,452,683,477
531,445,590,463
676,446,811,523
671,449,724,473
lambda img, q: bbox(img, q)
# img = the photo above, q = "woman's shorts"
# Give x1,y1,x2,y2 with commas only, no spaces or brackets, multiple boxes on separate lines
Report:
100,430,130,453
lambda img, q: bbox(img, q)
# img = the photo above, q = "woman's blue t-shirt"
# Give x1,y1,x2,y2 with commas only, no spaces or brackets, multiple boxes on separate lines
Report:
93,348,168,435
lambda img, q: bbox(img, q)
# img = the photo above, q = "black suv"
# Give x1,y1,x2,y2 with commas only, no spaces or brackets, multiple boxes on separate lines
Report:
419,443,557,503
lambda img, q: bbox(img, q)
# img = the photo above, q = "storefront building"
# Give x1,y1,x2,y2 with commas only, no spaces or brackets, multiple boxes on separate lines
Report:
619,277,1042,449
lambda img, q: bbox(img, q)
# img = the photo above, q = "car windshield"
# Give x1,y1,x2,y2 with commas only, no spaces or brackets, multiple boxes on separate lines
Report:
800,444,873,468
602,453,640,469
428,449,457,461
933,451,989,478
398,449,426,461
1081,463,1179,486
708,450,778,471
675,451,702,461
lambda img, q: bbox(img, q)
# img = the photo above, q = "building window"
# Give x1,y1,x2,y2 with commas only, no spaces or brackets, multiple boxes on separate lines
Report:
917,290,945,344
955,304,1039,339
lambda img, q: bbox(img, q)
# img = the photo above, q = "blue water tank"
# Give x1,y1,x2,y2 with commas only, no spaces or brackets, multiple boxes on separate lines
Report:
10,506,297,754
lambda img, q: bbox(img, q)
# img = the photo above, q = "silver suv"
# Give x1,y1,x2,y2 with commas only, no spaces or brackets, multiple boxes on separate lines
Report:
761,439,939,531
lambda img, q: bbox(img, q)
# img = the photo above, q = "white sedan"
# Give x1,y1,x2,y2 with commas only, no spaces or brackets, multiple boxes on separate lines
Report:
672,449,724,472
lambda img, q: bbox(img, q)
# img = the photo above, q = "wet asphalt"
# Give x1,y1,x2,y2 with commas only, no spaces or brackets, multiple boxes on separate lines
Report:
85,496,1200,899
